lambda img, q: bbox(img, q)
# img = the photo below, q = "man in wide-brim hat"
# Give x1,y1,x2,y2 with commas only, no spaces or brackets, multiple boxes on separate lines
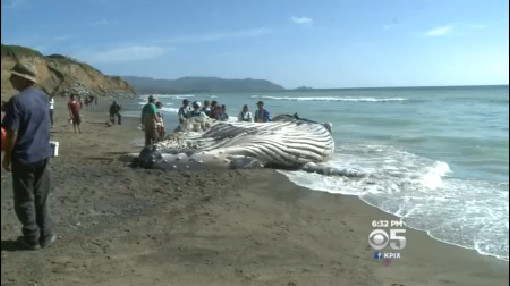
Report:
10,62,38,83
2,62,56,250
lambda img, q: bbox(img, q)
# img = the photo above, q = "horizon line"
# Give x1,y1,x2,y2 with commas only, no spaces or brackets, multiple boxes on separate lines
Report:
118,75,508,90
307,84,509,90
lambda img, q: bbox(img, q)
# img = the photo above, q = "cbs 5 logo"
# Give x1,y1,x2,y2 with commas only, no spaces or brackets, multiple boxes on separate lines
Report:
368,228,407,250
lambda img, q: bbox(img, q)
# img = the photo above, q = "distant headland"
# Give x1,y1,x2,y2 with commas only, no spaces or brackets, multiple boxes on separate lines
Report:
121,76,284,94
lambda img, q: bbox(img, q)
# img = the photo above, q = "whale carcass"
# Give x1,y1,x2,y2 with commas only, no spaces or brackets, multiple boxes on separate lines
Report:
132,114,334,170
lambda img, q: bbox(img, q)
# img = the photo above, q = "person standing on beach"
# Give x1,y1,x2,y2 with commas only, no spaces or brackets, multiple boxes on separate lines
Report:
2,62,55,250
142,95,157,146
202,100,212,117
254,101,271,123
155,101,165,141
49,95,54,128
68,94,81,133
189,101,206,118
89,96,95,110
211,101,224,120
238,104,254,123
109,101,121,125
209,101,215,118
178,99,191,124
219,104,229,121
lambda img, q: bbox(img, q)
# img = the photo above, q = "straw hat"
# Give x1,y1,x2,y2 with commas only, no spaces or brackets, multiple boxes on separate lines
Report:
10,63,37,83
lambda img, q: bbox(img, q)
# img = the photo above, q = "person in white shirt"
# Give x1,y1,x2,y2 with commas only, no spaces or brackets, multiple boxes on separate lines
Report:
238,104,253,123
49,95,54,128
202,100,212,117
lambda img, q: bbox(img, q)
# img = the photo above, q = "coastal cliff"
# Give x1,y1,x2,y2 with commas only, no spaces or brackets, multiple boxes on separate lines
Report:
1,44,136,101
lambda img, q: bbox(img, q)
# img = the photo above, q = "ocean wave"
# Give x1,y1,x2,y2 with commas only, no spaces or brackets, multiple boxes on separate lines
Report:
252,95,408,102
279,144,509,261
139,94,195,100
139,101,175,106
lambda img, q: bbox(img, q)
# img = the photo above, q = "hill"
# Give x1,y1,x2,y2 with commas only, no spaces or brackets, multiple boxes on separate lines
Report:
1,44,136,101
122,76,284,94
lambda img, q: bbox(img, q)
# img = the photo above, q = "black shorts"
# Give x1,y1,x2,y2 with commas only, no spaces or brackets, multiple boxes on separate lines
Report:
72,113,81,125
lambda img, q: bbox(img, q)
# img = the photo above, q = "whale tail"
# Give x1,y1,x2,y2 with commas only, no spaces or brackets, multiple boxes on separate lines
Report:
323,123,332,133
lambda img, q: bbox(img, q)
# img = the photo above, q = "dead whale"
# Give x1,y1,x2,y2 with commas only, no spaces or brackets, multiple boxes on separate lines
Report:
132,114,336,171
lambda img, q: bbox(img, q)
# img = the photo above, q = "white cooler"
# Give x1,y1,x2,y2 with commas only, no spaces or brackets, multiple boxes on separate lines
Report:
50,141,59,157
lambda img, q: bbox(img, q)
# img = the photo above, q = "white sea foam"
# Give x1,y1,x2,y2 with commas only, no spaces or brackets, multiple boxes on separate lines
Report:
252,95,408,102
280,144,509,261
139,94,195,100
418,161,451,190
161,107,179,113
225,117,239,124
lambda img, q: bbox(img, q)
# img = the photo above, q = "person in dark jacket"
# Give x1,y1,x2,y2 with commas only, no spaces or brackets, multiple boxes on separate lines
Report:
109,101,121,125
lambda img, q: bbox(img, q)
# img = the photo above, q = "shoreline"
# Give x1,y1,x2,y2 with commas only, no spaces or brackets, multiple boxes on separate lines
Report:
278,167,510,263
1,97,508,285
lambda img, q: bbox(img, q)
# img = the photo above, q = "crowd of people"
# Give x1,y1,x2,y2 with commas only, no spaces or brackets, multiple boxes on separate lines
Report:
74,95,97,110
177,99,272,124
140,96,273,146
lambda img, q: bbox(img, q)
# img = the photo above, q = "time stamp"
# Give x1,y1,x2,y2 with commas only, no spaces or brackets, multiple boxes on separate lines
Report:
372,219,404,228
368,219,407,264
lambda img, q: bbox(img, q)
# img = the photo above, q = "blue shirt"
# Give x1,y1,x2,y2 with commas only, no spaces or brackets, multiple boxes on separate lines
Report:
4,87,52,163
254,109,271,123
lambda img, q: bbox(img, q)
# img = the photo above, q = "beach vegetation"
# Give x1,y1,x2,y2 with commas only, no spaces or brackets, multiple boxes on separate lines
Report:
1,44,43,58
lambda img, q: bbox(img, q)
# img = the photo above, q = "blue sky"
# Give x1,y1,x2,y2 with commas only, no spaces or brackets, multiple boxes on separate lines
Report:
1,0,508,88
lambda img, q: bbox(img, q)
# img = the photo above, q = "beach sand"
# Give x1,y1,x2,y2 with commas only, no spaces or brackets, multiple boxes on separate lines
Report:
1,98,508,286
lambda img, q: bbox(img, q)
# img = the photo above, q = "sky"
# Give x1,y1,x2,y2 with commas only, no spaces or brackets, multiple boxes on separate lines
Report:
1,0,509,89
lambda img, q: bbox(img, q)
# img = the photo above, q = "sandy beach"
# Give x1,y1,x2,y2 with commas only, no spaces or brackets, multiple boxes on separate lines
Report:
1,98,508,286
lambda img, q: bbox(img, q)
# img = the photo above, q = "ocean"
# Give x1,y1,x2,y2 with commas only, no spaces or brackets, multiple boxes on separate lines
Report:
122,85,509,261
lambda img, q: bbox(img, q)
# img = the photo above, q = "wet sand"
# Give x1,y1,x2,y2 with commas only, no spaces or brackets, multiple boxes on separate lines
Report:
1,98,508,286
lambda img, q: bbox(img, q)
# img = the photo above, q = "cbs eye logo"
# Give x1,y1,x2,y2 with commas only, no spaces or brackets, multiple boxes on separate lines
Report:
368,229,407,250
